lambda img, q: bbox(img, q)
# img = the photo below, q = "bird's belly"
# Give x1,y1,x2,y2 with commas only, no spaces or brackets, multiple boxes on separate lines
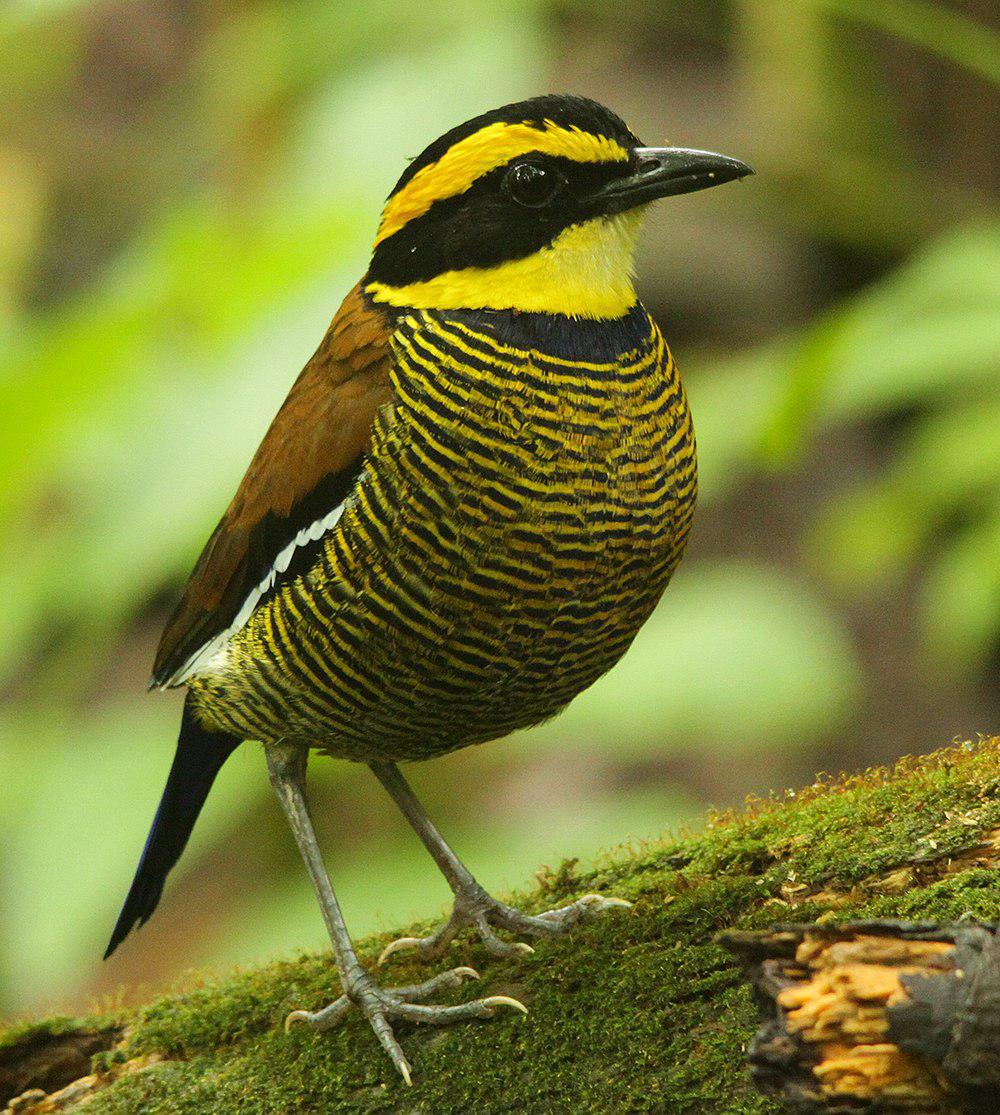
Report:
197,459,691,760
351,486,681,757
241,501,681,759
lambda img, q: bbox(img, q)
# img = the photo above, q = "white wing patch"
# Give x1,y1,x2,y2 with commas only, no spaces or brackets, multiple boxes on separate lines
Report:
164,499,349,687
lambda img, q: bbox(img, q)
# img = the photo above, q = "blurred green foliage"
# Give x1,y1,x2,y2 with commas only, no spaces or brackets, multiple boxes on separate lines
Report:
764,224,1000,668
1,0,997,1019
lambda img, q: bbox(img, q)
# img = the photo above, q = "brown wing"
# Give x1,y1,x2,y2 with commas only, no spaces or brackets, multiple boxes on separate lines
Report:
152,284,394,688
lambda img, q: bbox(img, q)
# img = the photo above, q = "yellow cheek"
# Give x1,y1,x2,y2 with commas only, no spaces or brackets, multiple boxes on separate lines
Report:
366,212,645,320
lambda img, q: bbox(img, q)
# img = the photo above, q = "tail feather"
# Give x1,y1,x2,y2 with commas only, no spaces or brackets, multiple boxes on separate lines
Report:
104,697,240,959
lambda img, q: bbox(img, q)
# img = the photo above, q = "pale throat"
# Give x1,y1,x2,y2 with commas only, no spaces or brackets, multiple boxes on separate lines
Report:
365,210,646,320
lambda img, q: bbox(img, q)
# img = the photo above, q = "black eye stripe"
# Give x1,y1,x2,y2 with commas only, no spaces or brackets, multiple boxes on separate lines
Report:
442,153,618,206
369,154,630,287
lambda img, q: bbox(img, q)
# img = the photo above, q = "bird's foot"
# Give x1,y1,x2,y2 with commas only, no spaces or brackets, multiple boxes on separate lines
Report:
378,884,632,965
285,965,525,1085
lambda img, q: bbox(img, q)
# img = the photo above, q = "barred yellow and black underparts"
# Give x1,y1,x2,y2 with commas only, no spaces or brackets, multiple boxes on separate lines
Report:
188,303,696,761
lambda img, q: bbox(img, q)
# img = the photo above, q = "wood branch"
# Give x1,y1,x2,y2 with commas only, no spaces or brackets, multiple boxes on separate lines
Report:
2,736,1000,1114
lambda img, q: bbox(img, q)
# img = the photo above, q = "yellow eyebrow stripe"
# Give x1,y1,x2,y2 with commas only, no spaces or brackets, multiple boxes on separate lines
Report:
375,120,630,247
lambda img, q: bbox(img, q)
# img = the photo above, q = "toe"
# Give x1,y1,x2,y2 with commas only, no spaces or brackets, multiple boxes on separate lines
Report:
390,995,528,1025
393,966,480,1000
473,914,536,958
283,994,352,1032
532,892,634,929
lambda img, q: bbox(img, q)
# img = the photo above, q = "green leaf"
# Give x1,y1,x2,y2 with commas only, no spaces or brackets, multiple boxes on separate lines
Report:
760,222,1000,457
806,0,1000,84
919,512,1000,674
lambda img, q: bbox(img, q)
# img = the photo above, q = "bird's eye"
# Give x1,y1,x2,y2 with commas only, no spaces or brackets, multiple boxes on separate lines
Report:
504,162,563,208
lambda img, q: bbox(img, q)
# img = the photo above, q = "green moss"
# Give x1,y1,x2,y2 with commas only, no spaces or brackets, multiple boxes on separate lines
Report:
0,1018,83,1054
0,1015,125,1058
5,739,1000,1113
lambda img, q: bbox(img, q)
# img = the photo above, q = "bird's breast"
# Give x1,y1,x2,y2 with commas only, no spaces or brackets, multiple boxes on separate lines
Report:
197,304,696,759
384,307,694,575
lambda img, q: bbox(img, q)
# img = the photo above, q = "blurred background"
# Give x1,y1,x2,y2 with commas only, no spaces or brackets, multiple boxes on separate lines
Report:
1,0,998,1021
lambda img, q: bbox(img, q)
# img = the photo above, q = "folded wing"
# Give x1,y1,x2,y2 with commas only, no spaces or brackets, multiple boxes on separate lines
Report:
152,285,394,688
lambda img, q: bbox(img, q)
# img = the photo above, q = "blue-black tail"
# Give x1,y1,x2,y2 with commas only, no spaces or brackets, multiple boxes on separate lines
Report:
104,696,240,959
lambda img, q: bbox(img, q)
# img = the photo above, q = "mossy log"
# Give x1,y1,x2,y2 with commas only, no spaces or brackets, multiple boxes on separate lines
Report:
3,738,1000,1114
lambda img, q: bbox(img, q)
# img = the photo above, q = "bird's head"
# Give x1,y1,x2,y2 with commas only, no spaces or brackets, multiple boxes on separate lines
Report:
365,94,751,320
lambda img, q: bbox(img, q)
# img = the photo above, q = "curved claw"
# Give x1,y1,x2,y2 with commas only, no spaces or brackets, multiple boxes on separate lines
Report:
580,893,632,909
482,995,529,1016
378,936,425,966
398,1060,413,1087
284,1009,311,1032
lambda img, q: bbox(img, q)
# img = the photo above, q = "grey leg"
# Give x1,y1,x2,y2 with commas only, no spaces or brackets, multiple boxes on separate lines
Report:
370,762,631,965
265,744,526,1085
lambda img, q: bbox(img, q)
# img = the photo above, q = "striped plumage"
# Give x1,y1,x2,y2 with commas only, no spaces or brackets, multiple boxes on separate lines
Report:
106,94,749,1082
191,301,695,760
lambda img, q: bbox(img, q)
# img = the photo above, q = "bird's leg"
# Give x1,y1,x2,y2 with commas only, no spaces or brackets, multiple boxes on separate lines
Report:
370,762,631,965
265,743,526,1085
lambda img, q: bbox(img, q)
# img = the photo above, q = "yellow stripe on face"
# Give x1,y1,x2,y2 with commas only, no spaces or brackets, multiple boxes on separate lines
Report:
375,120,630,246
367,211,643,320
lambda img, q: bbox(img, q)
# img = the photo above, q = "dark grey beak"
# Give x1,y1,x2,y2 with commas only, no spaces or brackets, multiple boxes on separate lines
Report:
595,146,753,211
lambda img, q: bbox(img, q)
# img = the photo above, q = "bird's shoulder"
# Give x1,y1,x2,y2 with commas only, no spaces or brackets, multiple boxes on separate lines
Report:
152,283,394,688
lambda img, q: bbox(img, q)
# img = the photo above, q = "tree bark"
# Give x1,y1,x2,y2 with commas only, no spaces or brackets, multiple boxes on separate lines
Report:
721,920,1000,1113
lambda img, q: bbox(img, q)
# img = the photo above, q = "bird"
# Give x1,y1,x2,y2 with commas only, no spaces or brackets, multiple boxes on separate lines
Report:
105,93,751,1083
